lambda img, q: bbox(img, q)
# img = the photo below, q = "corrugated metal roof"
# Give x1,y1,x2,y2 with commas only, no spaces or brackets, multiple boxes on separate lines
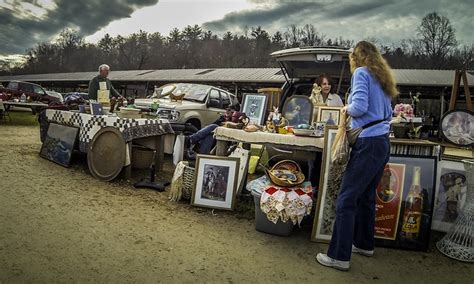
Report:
392,69,473,87
0,68,472,87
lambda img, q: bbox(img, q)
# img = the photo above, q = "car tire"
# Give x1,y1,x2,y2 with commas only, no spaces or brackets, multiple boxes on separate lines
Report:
186,119,201,130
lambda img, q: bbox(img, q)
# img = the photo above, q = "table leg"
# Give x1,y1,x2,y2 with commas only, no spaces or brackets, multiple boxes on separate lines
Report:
125,142,132,180
216,140,230,156
243,143,251,151
155,135,165,173
240,143,251,194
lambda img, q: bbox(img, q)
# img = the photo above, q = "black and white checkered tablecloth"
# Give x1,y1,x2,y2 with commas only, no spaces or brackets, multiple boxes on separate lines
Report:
45,110,174,152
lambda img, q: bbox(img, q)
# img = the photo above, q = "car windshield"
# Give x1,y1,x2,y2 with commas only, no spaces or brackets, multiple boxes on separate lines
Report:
162,84,210,102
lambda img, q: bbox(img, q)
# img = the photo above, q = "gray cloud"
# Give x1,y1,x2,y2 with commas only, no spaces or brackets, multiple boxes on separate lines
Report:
0,0,159,55
204,2,324,31
203,0,473,45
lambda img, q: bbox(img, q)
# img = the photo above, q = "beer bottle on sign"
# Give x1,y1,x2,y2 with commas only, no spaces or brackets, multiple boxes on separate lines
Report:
401,166,423,239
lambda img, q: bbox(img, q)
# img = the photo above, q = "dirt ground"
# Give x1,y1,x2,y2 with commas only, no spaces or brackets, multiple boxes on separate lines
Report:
0,122,472,283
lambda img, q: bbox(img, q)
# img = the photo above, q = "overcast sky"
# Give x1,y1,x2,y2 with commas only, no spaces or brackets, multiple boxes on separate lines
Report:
0,0,472,59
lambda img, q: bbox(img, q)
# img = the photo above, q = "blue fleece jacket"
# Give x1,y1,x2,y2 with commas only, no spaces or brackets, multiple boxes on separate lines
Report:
347,67,392,137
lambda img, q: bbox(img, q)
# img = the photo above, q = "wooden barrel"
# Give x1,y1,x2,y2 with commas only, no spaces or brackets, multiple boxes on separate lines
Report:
87,127,126,181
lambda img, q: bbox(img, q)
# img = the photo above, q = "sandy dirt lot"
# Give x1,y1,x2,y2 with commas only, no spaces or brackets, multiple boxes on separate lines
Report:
0,123,472,283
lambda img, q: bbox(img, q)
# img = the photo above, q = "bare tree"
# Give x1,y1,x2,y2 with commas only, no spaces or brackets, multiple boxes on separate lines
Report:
414,12,457,67
300,24,321,46
284,24,302,48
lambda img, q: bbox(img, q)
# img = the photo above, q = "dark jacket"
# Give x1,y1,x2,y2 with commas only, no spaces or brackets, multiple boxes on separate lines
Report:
88,75,121,101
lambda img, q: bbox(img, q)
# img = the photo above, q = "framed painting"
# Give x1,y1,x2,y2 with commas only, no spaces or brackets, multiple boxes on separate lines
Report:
311,126,343,243
40,123,79,167
432,159,468,232
241,93,269,126
316,106,342,126
439,110,474,147
282,95,314,127
374,155,437,251
192,155,240,210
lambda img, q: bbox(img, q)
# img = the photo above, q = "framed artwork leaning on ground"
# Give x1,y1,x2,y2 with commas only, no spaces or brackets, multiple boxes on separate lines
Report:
241,93,269,126
374,155,437,251
311,126,345,243
192,155,240,211
431,159,468,232
40,123,79,167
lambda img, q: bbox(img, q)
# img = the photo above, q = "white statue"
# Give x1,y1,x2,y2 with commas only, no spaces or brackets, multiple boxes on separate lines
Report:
309,83,325,106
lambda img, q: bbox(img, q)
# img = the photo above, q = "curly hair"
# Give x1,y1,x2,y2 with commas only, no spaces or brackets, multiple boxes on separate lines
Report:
350,41,398,98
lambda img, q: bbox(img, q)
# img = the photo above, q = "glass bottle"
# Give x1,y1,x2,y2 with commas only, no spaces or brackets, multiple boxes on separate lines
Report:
401,166,424,240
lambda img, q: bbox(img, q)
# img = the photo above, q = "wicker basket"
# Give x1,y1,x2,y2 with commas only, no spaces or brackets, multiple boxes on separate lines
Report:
182,164,195,200
265,160,305,187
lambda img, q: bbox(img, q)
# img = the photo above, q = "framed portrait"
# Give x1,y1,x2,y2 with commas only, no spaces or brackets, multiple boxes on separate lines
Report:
40,123,79,167
440,110,474,147
241,93,269,125
316,106,342,126
374,155,437,251
432,159,468,232
282,95,313,126
192,155,240,210
311,126,344,243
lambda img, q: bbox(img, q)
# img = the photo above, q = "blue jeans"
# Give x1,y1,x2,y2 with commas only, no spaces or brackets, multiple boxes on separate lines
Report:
190,124,219,154
327,134,390,261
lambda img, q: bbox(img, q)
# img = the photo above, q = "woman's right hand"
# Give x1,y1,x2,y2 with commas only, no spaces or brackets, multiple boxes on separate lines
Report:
341,105,349,115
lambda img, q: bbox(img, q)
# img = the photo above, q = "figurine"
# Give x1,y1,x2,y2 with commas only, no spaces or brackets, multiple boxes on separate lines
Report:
278,117,288,128
266,120,276,133
309,83,325,106
268,107,281,125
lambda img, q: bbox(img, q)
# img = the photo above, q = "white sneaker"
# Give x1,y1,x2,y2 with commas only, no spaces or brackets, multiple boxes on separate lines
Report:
316,253,350,271
352,245,374,257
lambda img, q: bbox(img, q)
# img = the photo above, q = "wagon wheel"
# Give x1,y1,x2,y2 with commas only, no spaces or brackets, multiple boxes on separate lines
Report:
87,127,126,181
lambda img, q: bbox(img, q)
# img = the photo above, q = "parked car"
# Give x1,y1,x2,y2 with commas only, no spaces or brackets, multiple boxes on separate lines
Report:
0,80,61,105
45,90,64,104
267,46,352,162
134,83,238,129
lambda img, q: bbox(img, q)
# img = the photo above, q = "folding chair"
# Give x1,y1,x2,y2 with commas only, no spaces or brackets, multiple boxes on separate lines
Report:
0,100,11,123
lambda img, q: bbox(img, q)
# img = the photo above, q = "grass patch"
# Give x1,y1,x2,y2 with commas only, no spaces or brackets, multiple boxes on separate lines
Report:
2,109,38,126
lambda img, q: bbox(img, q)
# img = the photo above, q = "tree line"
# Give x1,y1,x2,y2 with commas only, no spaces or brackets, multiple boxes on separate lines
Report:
0,12,472,75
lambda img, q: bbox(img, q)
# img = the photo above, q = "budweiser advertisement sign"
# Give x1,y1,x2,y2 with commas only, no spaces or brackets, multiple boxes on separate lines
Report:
375,163,405,240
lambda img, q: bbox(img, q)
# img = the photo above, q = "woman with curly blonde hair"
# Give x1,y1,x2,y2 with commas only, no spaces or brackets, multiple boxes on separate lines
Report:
317,41,397,271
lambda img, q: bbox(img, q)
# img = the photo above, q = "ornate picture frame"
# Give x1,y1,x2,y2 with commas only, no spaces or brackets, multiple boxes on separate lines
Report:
192,155,240,210
439,109,474,147
282,95,314,127
311,126,341,243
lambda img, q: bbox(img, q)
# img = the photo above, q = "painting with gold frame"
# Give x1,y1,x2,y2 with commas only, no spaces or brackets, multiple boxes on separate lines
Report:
316,106,342,126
